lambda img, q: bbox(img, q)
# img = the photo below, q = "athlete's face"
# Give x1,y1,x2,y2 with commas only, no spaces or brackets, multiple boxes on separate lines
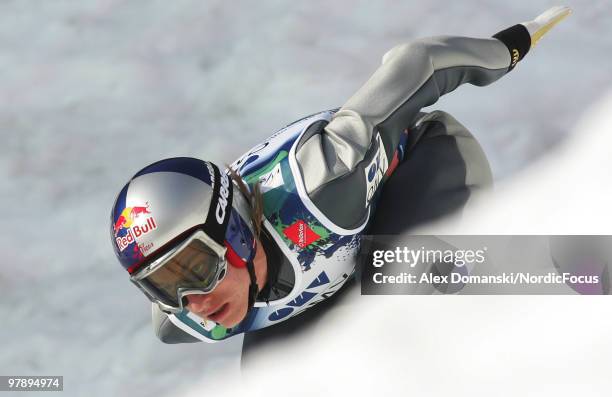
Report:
185,238,267,328
185,260,252,328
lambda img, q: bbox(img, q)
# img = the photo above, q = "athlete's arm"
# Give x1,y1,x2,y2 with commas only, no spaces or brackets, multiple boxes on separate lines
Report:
151,303,201,344
294,7,570,228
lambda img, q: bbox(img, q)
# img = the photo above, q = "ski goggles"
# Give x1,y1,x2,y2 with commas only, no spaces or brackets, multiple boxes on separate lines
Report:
130,229,228,313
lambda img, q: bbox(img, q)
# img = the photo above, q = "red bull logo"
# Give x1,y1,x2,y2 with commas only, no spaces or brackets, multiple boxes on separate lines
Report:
114,202,157,252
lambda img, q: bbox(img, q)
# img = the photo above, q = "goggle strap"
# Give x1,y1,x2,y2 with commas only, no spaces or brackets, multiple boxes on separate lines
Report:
203,162,233,246
225,238,257,268
225,240,247,268
245,259,258,311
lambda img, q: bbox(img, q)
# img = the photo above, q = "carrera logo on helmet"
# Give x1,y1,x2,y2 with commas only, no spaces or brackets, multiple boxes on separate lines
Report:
114,202,158,252
216,171,230,224
205,161,215,189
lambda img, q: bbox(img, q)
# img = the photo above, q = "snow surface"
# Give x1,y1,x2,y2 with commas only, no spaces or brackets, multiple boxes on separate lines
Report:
1,1,611,396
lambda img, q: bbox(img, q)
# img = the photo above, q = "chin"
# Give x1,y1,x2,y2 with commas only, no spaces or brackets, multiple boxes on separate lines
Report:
218,320,233,328
220,317,241,329
220,311,248,329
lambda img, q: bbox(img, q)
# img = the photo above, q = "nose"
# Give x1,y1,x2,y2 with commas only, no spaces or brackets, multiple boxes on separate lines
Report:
185,294,211,313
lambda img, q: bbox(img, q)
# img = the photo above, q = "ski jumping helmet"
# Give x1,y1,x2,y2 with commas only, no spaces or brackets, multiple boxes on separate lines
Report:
110,157,259,314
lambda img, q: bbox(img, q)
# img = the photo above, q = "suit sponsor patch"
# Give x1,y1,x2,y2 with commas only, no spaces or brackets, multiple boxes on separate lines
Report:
364,132,389,206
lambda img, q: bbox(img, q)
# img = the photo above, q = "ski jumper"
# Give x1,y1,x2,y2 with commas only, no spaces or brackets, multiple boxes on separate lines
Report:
152,25,532,343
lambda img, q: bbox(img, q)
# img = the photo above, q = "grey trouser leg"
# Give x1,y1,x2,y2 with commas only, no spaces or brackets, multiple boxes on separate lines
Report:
368,110,493,234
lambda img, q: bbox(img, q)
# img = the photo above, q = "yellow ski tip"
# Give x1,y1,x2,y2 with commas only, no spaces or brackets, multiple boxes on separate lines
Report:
531,6,572,47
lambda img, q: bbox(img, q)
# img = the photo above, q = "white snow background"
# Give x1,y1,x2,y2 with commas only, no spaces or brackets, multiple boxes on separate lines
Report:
0,1,610,396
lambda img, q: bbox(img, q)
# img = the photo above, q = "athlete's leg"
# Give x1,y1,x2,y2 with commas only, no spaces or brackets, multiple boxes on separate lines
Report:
368,110,493,234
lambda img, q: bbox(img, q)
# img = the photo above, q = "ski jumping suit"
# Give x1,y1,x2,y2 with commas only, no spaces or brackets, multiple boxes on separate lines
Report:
151,25,532,345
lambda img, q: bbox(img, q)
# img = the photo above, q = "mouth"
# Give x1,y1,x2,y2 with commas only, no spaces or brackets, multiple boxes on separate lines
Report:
205,303,230,323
